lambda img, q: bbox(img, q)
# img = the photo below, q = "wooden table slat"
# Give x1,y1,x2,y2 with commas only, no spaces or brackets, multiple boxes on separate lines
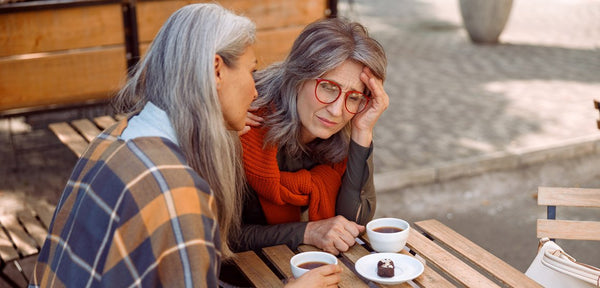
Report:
16,209,47,248
0,214,38,257
297,245,369,288
415,219,542,288
262,245,296,279
93,115,117,130
340,241,371,264
232,250,283,287
411,261,457,288
406,228,501,287
27,201,55,229
49,122,88,157
71,118,102,142
0,224,19,262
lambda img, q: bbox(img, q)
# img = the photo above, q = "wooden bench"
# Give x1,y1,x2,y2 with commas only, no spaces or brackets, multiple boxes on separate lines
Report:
49,115,124,157
37,0,331,162
0,0,131,117
0,0,330,117
0,200,55,287
45,0,333,157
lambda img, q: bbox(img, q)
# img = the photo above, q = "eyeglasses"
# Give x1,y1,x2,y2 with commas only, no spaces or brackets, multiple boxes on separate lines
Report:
314,78,370,114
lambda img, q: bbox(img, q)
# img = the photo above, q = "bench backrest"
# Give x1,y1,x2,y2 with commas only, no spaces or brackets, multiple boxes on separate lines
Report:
0,0,128,115
0,0,328,116
537,186,600,241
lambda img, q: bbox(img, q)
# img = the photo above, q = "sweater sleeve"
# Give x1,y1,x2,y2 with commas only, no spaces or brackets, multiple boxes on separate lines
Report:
335,140,376,225
234,222,308,252
233,186,307,252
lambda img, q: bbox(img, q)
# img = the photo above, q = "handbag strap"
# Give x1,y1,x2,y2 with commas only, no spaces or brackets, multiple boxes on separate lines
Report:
543,244,600,286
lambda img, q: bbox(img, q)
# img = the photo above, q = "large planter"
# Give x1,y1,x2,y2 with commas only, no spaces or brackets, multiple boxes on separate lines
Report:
459,0,513,44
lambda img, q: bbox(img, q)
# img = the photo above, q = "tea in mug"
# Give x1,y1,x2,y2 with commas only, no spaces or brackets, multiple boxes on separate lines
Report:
373,226,403,233
298,261,328,269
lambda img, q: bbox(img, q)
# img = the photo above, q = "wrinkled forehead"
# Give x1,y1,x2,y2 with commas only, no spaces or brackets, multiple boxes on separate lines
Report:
320,60,366,92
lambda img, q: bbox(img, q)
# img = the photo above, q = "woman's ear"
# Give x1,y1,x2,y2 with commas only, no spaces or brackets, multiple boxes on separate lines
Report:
214,54,224,90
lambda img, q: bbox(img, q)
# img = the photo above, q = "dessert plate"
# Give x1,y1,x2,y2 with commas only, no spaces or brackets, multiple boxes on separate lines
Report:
354,253,424,285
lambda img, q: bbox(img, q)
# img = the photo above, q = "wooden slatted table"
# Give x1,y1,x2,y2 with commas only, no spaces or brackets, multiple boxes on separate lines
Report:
228,219,542,287
48,121,541,287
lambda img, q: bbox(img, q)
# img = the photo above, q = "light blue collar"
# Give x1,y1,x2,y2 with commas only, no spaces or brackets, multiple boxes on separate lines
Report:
120,102,179,145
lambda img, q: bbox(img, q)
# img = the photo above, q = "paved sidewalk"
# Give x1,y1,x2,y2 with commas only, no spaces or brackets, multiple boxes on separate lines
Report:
339,0,600,190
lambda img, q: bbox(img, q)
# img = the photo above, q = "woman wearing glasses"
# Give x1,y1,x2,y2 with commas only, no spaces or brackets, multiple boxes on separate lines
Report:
235,17,388,255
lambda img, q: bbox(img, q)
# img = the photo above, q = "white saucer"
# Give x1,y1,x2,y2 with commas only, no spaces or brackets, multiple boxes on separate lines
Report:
354,253,424,285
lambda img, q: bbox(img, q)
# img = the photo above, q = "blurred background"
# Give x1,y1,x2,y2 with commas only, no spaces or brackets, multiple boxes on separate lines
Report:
1,0,599,286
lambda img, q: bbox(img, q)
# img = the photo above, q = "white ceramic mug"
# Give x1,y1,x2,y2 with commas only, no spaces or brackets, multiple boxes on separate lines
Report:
366,218,410,253
290,251,338,278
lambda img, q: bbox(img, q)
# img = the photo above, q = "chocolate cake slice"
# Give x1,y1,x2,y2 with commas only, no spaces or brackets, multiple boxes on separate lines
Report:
377,258,394,277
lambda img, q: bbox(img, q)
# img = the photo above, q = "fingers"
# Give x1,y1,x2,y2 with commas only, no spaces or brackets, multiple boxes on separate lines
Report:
369,77,388,107
330,218,362,253
316,264,342,286
336,225,356,246
322,246,340,255
314,264,342,276
237,125,251,136
359,67,389,114
359,70,371,88
360,67,385,95
334,237,350,253
245,111,264,126
322,265,342,287
357,224,366,233
342,220,362,237
239,109,265,135
288,265,341,288
305,217,364,254
360,67,380,91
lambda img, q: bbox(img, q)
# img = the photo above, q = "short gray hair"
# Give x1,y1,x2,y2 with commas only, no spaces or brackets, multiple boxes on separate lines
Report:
253,17,387,163
113,3,255,257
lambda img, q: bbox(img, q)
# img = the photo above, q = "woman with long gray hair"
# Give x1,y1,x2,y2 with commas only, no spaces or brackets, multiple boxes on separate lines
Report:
237,17,388,255
29,4,340,287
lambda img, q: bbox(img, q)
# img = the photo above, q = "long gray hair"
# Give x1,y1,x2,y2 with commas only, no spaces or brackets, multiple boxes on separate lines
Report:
253,17,386,163
113,3,255,257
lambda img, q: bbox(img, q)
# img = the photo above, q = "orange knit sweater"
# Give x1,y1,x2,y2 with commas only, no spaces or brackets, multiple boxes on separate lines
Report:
241,126,347,224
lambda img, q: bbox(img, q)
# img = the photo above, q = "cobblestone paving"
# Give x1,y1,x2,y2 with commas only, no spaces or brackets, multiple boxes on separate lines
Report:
339,0,600,173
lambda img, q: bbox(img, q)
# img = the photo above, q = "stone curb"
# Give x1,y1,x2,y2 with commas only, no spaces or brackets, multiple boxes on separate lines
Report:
374,133,600,193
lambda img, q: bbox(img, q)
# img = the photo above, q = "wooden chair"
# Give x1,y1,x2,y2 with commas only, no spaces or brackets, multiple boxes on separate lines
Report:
537,187,600,241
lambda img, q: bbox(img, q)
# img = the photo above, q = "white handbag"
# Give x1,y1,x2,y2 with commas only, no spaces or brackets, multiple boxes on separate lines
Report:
525,238,600,287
